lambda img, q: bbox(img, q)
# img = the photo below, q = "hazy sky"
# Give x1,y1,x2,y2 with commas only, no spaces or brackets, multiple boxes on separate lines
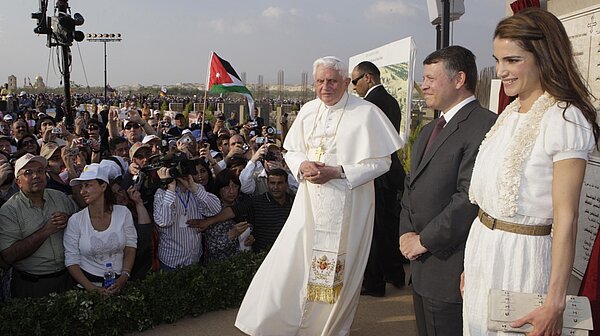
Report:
0,0,506,88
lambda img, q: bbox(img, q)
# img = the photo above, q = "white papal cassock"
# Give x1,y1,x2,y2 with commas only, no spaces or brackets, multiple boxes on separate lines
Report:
235,92,403,336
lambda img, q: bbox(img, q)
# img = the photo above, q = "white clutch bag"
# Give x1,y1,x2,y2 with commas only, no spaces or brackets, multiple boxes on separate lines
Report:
488,289,594,335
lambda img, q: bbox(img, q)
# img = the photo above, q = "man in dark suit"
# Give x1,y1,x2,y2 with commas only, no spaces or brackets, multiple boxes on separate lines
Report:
352,61,406,297
399,46,496,335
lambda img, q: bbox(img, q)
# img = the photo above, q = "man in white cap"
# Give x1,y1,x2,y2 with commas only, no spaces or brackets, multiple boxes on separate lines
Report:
142,134,161,156
0,153,79,298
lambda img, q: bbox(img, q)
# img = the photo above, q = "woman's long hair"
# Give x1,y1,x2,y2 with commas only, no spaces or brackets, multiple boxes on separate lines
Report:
495,8,599,143
100,179,115,213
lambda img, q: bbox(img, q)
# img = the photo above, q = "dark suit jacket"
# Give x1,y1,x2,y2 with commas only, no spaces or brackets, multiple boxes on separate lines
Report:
399,100,496,303
365,85,401,133
365,85,405,207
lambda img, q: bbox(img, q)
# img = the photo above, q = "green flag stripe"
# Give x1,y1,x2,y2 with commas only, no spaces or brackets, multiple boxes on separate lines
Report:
209,84,252,96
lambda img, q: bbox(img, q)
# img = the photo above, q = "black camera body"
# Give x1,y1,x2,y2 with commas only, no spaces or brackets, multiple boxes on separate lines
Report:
141,151,198,188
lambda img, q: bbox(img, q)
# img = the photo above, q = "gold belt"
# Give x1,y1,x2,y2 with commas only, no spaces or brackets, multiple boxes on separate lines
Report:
478,210,552,236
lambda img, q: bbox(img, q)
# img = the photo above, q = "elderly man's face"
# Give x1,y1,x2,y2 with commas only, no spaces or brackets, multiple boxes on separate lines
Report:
16,161,47,195
315,65,350,106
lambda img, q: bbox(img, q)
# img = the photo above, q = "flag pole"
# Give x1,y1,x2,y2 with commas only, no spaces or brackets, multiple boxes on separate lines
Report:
201,52,213,142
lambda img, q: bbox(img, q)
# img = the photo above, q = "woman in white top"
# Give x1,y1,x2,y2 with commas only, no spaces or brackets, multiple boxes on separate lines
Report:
462,8,599,335
64,163,137,294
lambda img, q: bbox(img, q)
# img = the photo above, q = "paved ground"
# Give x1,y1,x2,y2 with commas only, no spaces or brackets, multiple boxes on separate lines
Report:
131,266,416,336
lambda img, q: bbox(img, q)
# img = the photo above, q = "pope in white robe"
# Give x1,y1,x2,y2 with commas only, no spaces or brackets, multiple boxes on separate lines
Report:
235,56,403,336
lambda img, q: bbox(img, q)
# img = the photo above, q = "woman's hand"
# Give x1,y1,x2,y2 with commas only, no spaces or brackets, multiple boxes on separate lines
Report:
510,301,564,336
106,274,128,295
244,234,255,247
127,186,143,205
227,221,250,240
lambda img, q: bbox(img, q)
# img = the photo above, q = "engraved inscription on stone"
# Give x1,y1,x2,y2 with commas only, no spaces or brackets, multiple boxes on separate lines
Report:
561,6,600,110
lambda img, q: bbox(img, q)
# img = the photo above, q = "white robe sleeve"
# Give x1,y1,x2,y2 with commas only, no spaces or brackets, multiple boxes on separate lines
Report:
284,150,309,182
343,156,391,189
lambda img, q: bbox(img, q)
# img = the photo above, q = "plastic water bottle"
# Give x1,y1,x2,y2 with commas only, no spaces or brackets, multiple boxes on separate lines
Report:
103,262,116,288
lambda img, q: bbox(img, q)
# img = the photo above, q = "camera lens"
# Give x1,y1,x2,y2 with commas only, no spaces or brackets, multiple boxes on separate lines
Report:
167,167,180,179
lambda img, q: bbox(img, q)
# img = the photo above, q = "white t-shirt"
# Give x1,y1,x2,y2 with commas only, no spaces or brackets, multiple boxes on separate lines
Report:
64,205,137,276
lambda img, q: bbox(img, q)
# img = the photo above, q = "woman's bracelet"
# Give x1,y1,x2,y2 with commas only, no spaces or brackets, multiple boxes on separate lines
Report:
121,270,131,278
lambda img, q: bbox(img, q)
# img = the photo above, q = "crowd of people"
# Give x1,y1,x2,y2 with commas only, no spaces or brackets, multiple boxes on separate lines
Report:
0,93,296,300
1,7,598,336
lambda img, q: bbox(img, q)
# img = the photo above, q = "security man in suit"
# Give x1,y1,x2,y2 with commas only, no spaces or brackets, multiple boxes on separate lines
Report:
352,61,406,297
399,46,496,335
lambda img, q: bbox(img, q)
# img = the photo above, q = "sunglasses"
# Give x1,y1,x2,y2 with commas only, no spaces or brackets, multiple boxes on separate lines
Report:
124,123,141,130
351,73,365,86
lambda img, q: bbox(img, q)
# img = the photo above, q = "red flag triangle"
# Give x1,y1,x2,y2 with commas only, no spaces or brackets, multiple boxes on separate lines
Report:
208,53,234,88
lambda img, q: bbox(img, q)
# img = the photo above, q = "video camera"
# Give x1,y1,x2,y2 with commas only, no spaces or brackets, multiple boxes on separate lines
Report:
140,150,199,188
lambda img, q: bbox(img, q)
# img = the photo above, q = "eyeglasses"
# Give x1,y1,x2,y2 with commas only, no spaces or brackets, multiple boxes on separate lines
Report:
351,73,365,86
22,140,36,146
124,123,141,130
18,167,46,177
88,124,99,130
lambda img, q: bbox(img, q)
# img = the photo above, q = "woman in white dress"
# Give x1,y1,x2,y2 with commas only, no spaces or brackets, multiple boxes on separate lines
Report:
64,163,137,293
463,8,599,335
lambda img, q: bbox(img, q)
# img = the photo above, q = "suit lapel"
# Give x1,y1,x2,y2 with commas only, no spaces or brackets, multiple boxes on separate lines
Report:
410,101,479,182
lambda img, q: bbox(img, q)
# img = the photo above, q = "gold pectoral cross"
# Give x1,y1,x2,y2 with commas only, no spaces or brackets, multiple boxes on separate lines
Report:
315,145,325,162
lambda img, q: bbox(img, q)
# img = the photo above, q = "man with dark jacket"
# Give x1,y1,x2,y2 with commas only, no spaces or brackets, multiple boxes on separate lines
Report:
352,61,406,297
399,46,497,335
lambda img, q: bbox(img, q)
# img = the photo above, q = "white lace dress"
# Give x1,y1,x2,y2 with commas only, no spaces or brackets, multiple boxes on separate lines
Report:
463,97,595,335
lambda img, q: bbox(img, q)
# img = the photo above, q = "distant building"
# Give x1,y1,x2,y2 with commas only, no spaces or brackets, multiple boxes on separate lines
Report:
7,75,17,91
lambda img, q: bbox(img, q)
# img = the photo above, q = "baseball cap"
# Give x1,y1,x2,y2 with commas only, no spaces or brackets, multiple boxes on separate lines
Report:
69,163,110,186
99,159,124,181
14,153,47,178
40,142,62,160
142,134,160,144
129,142,150,160
3,115,13,122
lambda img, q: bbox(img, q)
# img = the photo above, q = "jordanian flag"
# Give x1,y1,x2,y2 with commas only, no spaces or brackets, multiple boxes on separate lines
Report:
206,52,254,114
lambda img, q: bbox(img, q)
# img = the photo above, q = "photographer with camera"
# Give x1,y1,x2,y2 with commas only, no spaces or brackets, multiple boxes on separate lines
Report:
36,115,67,147
153,161,221,271
239,143,298,196
219,134,249,168
107,108,157,147
176,131,199,159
